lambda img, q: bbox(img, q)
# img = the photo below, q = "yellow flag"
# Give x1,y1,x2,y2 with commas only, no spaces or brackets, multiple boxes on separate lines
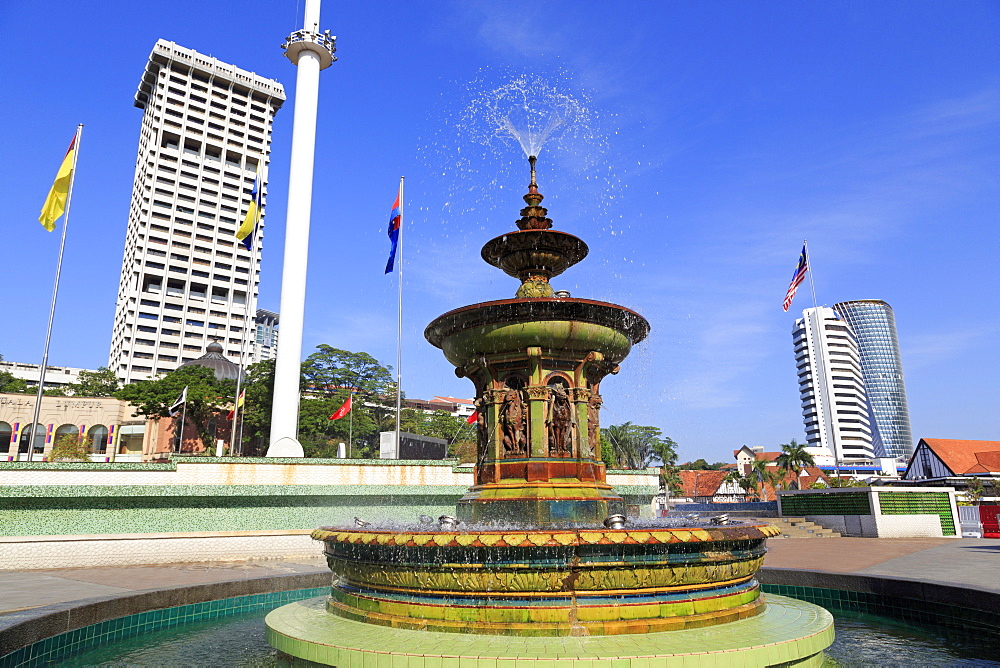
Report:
235,175,261,249
39,135,77,231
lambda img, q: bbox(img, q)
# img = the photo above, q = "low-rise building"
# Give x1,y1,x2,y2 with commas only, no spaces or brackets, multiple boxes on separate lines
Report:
0,361,92,391
903,438,1000,486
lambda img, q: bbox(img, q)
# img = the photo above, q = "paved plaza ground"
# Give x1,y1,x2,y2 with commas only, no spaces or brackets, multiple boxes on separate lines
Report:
1,536,996,616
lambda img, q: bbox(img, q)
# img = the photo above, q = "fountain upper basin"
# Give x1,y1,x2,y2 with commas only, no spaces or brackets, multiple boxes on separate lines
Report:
425,297,650,368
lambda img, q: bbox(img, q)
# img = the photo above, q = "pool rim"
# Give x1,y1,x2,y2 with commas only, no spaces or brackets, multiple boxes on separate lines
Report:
2,567,999,665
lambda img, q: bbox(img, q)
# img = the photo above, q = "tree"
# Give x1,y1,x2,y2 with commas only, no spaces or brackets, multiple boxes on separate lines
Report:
301,345,394,400
0,371,29,394
240,360,275,457
962,477,985,506
238,347,397,458
775,439,815,490
682,458,728,470
298,392,381,458
602,422,678,470
661,464,683,497
116,365,236,452
723,469,747,500
827,476,865,488
68,367,120,397
396,409,468,443
49,433,90,461
735,471,760,500
600,436,617,470
748,459,784,502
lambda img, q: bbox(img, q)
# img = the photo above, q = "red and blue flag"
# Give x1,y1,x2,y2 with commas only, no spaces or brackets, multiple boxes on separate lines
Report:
782,244,809,312
385,188,401,274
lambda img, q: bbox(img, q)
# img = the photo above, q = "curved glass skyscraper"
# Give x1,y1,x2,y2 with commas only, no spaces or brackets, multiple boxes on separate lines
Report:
833,300,914,460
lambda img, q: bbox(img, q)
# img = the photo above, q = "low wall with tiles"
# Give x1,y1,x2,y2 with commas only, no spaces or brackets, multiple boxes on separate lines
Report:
0,457,658,569
777,487,960,537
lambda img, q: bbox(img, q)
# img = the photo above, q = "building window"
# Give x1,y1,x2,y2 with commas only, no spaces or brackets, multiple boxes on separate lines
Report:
87,425,109,454
0,422,11,454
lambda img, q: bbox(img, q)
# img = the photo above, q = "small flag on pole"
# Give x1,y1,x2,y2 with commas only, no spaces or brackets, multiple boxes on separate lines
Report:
329,395,353,420
227,389,245,420
782,245,809,312
169,386,188,416
384,186,402,274
235,176,262,250
466,410,479,425
39,134,78,231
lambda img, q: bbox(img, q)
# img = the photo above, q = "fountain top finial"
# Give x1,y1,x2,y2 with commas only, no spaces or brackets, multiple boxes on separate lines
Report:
517,155,552,231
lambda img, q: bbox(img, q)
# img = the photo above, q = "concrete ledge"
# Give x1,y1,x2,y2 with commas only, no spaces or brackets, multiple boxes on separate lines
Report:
0,571,331,658
0,532,321,570
0,530,314,543
759,567,1000,622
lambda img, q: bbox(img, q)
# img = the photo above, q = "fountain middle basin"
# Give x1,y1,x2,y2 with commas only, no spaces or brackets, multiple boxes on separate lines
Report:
313,520,777,636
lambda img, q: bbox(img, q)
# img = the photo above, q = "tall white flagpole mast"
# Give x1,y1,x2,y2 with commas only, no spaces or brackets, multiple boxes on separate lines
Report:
28,124,82,462
267,0,337,457
394,177,404,454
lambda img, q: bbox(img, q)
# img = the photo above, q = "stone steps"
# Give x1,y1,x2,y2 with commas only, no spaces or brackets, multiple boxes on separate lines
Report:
760,516,841,539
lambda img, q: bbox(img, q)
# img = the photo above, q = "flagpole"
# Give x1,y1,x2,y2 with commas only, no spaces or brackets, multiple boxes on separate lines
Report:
348,392,354,458
178,398,188,454
394,177,404,454
802,239,841,480
28,124,82,462
230,169,263,457
803,239,819,309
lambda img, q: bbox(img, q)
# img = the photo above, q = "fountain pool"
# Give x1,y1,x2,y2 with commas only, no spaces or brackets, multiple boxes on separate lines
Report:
8,584,998,667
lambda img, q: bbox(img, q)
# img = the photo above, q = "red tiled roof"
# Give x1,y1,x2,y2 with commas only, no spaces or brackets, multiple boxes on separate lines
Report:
919,439,1000,475
678,470,728,498
965,451,1000,474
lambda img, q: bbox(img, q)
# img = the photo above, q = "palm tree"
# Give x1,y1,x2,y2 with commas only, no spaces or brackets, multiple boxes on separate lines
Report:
775,439,815,490
748,459,786,502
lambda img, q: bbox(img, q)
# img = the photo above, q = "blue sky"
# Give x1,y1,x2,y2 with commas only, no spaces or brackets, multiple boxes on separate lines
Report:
1,1,997,464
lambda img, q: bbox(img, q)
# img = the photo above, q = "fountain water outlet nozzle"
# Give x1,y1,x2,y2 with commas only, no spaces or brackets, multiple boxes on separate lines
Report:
438,515,460,530
354,517,371,528
710,514,730,525
419,515,435,525
603,514,627,530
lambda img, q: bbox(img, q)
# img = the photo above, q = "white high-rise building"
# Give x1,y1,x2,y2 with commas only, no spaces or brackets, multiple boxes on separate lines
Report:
252,309,279,363
109,40,285,383
792,307,878,465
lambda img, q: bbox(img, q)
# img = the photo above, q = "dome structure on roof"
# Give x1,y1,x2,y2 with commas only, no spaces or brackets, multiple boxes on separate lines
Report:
180,340,242,381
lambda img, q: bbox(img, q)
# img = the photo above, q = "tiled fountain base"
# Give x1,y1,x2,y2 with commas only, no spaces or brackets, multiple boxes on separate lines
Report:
266,594,833,667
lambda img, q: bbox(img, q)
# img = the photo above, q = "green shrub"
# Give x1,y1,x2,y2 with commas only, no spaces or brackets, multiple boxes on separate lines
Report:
49,433,91,461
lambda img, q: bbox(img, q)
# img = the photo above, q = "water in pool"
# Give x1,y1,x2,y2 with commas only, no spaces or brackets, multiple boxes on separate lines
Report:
56,605,1000,667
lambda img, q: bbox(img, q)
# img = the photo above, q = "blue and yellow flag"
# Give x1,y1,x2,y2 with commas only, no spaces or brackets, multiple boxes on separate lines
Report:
235,176,262,250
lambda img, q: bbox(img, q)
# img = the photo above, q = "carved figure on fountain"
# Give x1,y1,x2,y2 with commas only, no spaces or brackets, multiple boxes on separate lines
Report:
499,388,528,457
546,384,574,457
586,392,603,460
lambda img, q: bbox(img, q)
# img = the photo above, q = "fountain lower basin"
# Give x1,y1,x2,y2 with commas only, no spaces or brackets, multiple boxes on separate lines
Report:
312,522,778,636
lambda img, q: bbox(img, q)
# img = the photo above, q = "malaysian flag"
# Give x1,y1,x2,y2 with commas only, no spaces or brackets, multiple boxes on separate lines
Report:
782,245,809,312
384,186,402,274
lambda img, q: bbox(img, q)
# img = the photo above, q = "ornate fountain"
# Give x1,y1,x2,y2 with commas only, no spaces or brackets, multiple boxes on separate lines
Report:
266,157,834,666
